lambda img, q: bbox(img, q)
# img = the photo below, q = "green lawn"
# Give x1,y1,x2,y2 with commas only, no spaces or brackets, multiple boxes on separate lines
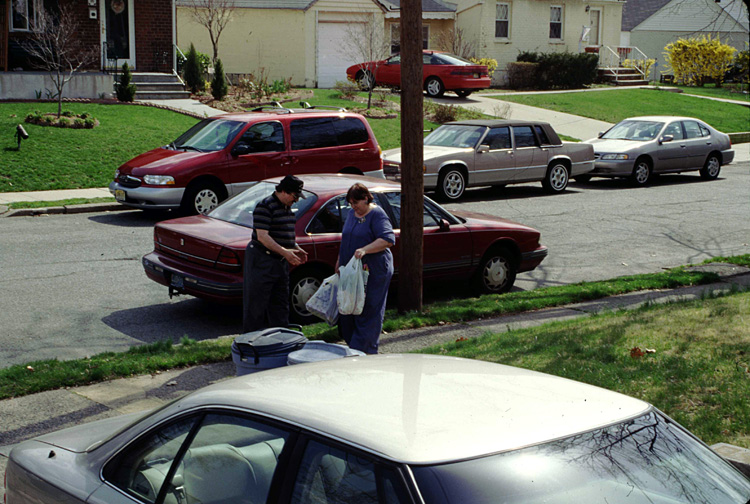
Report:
491,89,750,133
675,82,750,102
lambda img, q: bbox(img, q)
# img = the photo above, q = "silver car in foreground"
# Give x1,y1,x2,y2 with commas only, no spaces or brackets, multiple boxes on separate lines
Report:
6,355,750,503
383,120,595,201
582,115,735,185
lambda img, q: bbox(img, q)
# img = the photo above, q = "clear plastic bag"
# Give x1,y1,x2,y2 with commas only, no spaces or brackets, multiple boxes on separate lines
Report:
305,274,339,326
337,256,368,316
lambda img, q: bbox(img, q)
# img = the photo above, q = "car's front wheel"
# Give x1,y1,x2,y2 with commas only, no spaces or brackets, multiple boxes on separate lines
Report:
630,158,652,186
542,162,569,193
181,180,226,215
437,168,466,201
700,153,721,180
289,267,327,325
473,246,517,294
425,77,445,98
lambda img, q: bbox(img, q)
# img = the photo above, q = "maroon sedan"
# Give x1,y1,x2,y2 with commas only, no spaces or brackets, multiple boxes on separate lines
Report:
346,50,491,98
143,175,547,323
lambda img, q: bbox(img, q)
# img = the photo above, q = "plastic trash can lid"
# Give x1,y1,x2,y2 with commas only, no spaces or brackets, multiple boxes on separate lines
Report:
287,341,365,364
234,327,307,354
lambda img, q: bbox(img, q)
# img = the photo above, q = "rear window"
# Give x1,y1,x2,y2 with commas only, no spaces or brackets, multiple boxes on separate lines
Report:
513,126,537,148
333,117,370,145
291,117,370,150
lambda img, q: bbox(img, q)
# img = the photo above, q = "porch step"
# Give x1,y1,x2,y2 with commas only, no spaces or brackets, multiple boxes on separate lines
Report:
598,68,649,87
127,72,190,99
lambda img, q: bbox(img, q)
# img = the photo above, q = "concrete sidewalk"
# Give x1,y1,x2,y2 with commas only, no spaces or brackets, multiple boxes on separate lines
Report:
1,264,750,486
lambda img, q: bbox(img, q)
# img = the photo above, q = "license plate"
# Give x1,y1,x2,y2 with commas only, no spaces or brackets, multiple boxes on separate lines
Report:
170,274,184,289
473,73,479,78
115,189,126,202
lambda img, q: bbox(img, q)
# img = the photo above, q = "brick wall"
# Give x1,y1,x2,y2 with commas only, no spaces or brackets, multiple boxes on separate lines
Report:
135,0,173,72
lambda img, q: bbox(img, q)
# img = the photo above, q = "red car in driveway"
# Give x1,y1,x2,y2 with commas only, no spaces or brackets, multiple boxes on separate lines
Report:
346,50,491,98
143,175,547,323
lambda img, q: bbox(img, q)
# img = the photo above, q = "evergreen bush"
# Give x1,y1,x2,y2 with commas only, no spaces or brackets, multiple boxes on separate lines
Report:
211,59,228,100
115,63,137,102
184,43,204,93
515,51,598,89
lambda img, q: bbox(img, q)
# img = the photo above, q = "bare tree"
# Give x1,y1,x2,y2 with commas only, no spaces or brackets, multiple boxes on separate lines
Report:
432,27,475,59
187,0,236,65
342,12,391,109
22,4,98,118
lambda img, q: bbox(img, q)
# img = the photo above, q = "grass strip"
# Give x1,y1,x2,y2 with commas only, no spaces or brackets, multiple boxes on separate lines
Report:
0,265,736,400
7,197,116,209
420,290,750,448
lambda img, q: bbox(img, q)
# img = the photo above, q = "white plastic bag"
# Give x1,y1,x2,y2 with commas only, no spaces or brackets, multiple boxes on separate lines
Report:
305,274,339,326
337,256,369,316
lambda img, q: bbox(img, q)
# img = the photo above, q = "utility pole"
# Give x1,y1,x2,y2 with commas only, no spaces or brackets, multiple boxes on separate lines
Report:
397,0,424,314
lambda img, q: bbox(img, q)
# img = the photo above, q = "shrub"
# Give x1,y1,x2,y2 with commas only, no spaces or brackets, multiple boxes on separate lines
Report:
506,61,539,89
74,118,85,128
428,102,459,123
726,49,749,85
58,117,71,127
334,80,358,99
269,78,291,94
115,63,137,102
62,110,75,117
183,43,204,93
211,59,228,100
84,118,96,129
515,51,598,89
470,57,499,75
664,36,736,87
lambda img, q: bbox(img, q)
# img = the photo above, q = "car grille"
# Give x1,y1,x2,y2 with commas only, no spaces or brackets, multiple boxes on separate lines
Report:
117,174,141,188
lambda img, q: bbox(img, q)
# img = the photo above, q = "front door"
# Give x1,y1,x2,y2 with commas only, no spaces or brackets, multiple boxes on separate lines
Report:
589,9,601,46
100,0,135,68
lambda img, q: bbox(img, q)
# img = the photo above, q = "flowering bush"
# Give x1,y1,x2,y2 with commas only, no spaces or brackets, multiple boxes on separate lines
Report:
663,36,736,87
470,57,499,75
623,58,656,80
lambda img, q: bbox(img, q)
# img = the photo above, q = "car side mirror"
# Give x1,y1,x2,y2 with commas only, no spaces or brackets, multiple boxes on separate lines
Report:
477,144,490,153
231,143,252,156
659,135,674,144
438,218,450,231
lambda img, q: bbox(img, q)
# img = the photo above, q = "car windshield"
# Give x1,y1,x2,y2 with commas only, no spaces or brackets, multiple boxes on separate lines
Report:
424,125,486,148
412,410,750,504
171,118,246,152
602,120,664,141
208,181,316,228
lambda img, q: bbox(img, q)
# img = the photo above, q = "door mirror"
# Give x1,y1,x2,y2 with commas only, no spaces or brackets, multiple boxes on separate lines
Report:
597,131,604,138
477,144,490,153
659,135,674,144
231,142,252,156
438,218,450,232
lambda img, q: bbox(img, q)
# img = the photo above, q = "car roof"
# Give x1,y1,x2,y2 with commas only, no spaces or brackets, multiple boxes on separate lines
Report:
174,354,650,465
262,173,401,195
619,116,701,123
446,119,553,128
211,110,360,123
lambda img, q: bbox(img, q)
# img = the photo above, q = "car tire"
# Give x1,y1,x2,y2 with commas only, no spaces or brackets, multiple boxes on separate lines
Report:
289,267,327,325
455,90,472,98
574,174,592,183
425,77,445,98
630,158,652,186
472,246,517,294
181,180,225,215
542,162,569,193
700,153,721,180
357,71,374,91
437,168,466,201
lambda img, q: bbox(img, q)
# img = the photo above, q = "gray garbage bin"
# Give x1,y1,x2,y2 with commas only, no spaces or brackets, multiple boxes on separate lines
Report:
287,341,365,365
232,327,307,376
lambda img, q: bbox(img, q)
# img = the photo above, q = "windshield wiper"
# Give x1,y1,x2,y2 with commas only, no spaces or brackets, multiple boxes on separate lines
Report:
180,145,204,152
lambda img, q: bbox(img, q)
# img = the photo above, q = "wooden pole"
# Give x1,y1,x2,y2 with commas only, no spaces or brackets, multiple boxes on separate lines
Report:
397,0,423,314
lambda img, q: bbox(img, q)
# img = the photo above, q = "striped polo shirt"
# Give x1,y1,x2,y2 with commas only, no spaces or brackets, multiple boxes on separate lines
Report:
251,193,296,249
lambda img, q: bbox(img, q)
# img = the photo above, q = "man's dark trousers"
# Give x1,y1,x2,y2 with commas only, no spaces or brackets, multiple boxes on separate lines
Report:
242,245,290,333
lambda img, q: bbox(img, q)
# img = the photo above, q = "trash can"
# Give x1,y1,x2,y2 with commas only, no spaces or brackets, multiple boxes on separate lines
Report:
287,341,365,365
232,327,308,376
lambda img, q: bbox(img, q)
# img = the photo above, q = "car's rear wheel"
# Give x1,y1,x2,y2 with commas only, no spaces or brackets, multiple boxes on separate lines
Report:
181,180,226,215
542,162,569,193
425,77,445,98
289,267,327,325
356,71,374,90
700,153,721,180
437,168,466,201
630,158,652,186
472,246,517,294
455,90,472,98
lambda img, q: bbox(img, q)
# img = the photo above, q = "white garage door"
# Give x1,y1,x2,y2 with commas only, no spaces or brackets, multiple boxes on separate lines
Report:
317,22,360,88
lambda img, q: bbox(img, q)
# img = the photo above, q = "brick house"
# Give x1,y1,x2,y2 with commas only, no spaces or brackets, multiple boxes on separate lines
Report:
0,0,176,99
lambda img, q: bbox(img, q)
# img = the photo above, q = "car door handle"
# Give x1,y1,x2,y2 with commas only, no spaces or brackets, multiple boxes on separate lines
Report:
706,141,712,145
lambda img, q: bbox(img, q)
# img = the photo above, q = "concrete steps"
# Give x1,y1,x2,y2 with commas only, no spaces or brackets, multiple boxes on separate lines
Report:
598,68,649,87
130,72,190,99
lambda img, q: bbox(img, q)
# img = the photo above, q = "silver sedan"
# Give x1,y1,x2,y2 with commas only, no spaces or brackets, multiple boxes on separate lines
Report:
582,116,735,185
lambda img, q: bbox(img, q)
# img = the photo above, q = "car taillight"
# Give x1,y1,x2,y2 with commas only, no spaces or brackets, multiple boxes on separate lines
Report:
153,228,162,251
216,248,241,271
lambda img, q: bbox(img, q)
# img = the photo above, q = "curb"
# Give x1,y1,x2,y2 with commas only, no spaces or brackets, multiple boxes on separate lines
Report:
1,203,131,217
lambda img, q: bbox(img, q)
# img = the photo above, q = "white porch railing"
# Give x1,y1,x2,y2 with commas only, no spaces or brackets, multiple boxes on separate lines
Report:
596,46,650,81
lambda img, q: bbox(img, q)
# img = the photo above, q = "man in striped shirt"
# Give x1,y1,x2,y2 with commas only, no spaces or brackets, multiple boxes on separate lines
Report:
243,175,308,332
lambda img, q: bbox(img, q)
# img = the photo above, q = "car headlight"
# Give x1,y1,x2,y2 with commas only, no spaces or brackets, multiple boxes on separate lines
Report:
143,175,176,186
601,154,629,160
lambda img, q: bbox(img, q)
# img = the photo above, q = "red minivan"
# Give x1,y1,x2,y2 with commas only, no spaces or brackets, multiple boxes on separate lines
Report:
109,107,383,214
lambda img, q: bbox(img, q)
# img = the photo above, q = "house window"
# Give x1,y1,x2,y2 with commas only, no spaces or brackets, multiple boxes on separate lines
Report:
11,0,38,31
549,6,563,40
390,24,429,54
496,3,510,38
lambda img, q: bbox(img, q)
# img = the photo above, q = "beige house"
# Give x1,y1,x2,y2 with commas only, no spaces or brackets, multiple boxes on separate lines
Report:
177,0,458,88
